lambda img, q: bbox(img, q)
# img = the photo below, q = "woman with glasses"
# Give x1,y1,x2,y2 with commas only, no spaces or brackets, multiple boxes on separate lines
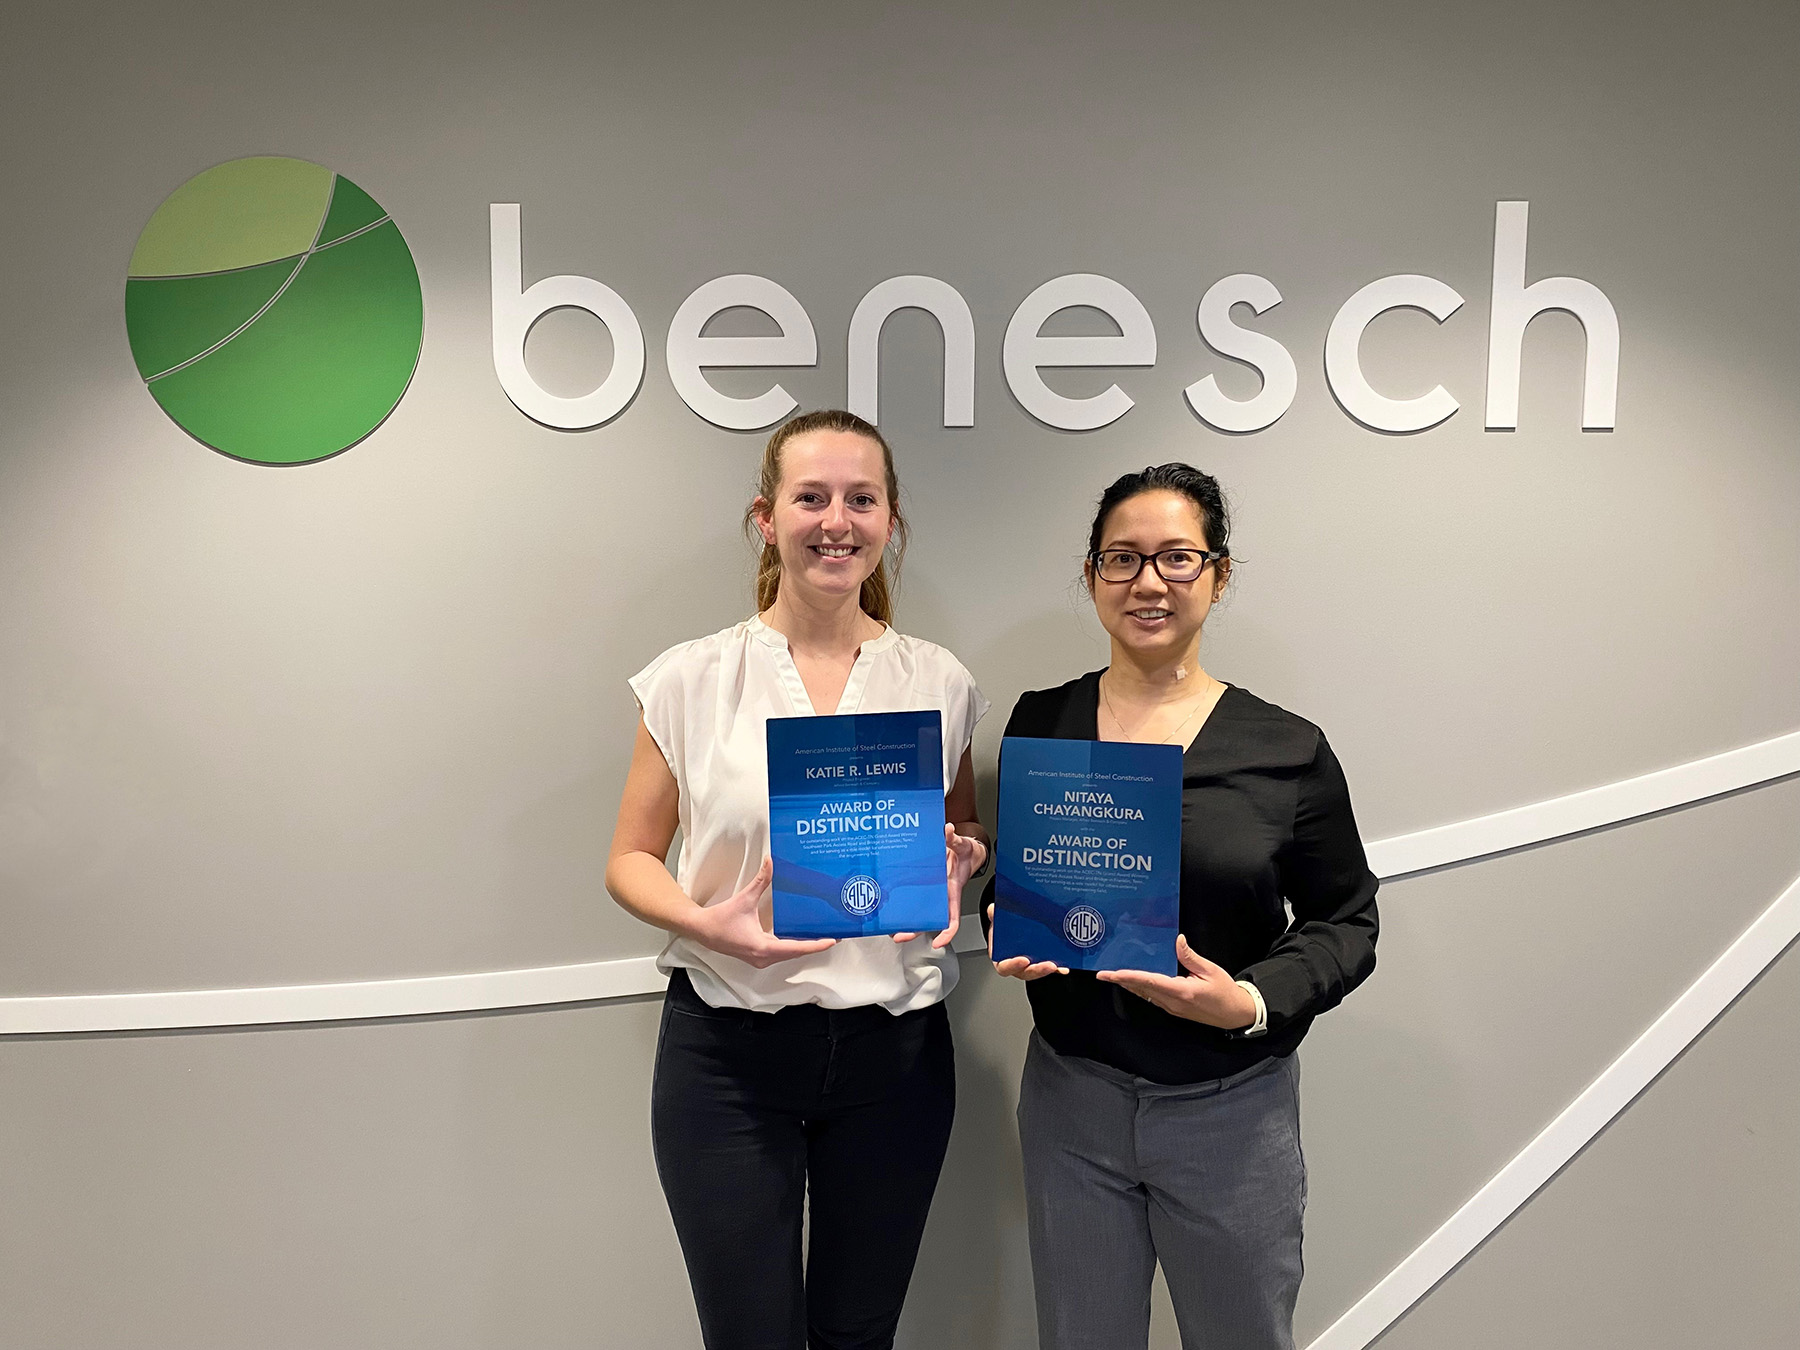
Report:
983,463,1379,1350
607,409,989,1350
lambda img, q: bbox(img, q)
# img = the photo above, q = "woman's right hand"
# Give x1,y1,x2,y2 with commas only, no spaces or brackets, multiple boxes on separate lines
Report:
987,904,1067,980
683,858,837,969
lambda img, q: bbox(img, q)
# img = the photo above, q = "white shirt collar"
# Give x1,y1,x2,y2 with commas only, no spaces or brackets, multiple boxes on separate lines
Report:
747,613,899,654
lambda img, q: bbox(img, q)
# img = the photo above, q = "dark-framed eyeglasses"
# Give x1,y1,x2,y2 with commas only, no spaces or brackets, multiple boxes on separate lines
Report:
1088,547,1226,584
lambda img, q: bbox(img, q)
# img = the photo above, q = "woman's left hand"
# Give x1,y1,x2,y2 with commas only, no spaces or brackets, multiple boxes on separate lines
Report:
1097,934,1258,1030
892,824,987,951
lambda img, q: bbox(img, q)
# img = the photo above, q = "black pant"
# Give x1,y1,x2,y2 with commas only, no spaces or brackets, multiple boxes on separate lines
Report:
651,968,957,1350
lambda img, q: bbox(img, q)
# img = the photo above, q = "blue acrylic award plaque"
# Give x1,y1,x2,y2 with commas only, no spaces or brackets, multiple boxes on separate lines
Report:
767,710,948,939
992,736,1183,974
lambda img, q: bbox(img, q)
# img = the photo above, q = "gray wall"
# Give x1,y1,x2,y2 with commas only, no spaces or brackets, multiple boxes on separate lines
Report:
2,1,1796,1346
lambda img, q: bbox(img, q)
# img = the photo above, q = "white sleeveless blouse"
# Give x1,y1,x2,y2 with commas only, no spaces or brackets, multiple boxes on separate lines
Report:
628,617,988,1013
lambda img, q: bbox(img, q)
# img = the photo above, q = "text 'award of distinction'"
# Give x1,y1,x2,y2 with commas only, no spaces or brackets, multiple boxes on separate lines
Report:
767,710,947,939
992,736,1183,974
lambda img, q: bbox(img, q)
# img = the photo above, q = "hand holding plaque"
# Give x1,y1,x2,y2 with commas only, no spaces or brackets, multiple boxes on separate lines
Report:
681,857,839,969
1098,933,1259,1029
889,823,985,948
987,901,1067,980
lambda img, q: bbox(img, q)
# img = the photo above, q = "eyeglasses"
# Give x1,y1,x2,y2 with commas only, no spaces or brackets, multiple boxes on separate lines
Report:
1088,548,1226,584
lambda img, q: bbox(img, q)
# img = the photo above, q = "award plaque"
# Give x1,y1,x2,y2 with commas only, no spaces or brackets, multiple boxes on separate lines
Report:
991,736,1183,974
767,710,948,939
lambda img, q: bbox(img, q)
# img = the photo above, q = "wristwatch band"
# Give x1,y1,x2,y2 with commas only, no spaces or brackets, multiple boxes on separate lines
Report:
1233,979,1269,1038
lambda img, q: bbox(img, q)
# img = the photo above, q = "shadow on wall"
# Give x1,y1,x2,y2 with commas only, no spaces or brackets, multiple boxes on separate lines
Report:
900,957,1042,1350
1292,1005,1479,1344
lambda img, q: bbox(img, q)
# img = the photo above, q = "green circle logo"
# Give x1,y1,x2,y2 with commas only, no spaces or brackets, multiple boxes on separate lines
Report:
125,156,423,465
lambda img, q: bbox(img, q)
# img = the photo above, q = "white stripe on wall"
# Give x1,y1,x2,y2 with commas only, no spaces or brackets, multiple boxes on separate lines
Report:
0,956,669,1037
4,727,1794,1036
1305,870,1800,1350
1363,729,1800,878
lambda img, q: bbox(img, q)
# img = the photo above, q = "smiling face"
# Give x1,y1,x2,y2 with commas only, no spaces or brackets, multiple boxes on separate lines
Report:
1087,489,1228,660
754,428,895,610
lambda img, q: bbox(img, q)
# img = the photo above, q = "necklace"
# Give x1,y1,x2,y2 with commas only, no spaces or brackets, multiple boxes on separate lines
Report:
1100,671,1218,745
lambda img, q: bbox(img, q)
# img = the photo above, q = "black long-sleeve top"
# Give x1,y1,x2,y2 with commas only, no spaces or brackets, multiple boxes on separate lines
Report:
980,671,1379,1084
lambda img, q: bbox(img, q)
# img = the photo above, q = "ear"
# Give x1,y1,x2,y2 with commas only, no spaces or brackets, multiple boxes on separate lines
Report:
752,496,776,546
1212,558,1232,600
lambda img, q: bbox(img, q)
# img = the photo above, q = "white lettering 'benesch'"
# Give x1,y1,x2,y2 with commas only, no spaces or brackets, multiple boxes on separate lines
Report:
840,875,883,916
489,201,1617,434
1063,905,1107,949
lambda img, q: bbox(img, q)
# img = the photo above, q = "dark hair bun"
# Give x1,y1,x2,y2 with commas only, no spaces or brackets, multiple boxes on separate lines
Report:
1087,463,1230,558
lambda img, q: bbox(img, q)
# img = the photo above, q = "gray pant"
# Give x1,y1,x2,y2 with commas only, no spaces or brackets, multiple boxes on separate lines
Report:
1017,1032,1306,1350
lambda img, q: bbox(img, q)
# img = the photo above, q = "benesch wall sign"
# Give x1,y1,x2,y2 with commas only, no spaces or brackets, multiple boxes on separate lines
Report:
123,163,1615,466
491,200,1619,436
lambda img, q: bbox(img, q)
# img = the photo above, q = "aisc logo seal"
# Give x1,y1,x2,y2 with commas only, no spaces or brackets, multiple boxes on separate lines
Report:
1063,905,1106,949
840,875,882,916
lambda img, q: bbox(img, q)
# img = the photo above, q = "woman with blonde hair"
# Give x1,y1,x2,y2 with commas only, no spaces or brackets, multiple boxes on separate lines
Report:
608,409,989,1350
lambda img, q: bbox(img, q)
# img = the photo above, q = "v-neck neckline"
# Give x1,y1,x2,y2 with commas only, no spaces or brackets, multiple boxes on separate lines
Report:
751,615,895,718
1085,669,1236,758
